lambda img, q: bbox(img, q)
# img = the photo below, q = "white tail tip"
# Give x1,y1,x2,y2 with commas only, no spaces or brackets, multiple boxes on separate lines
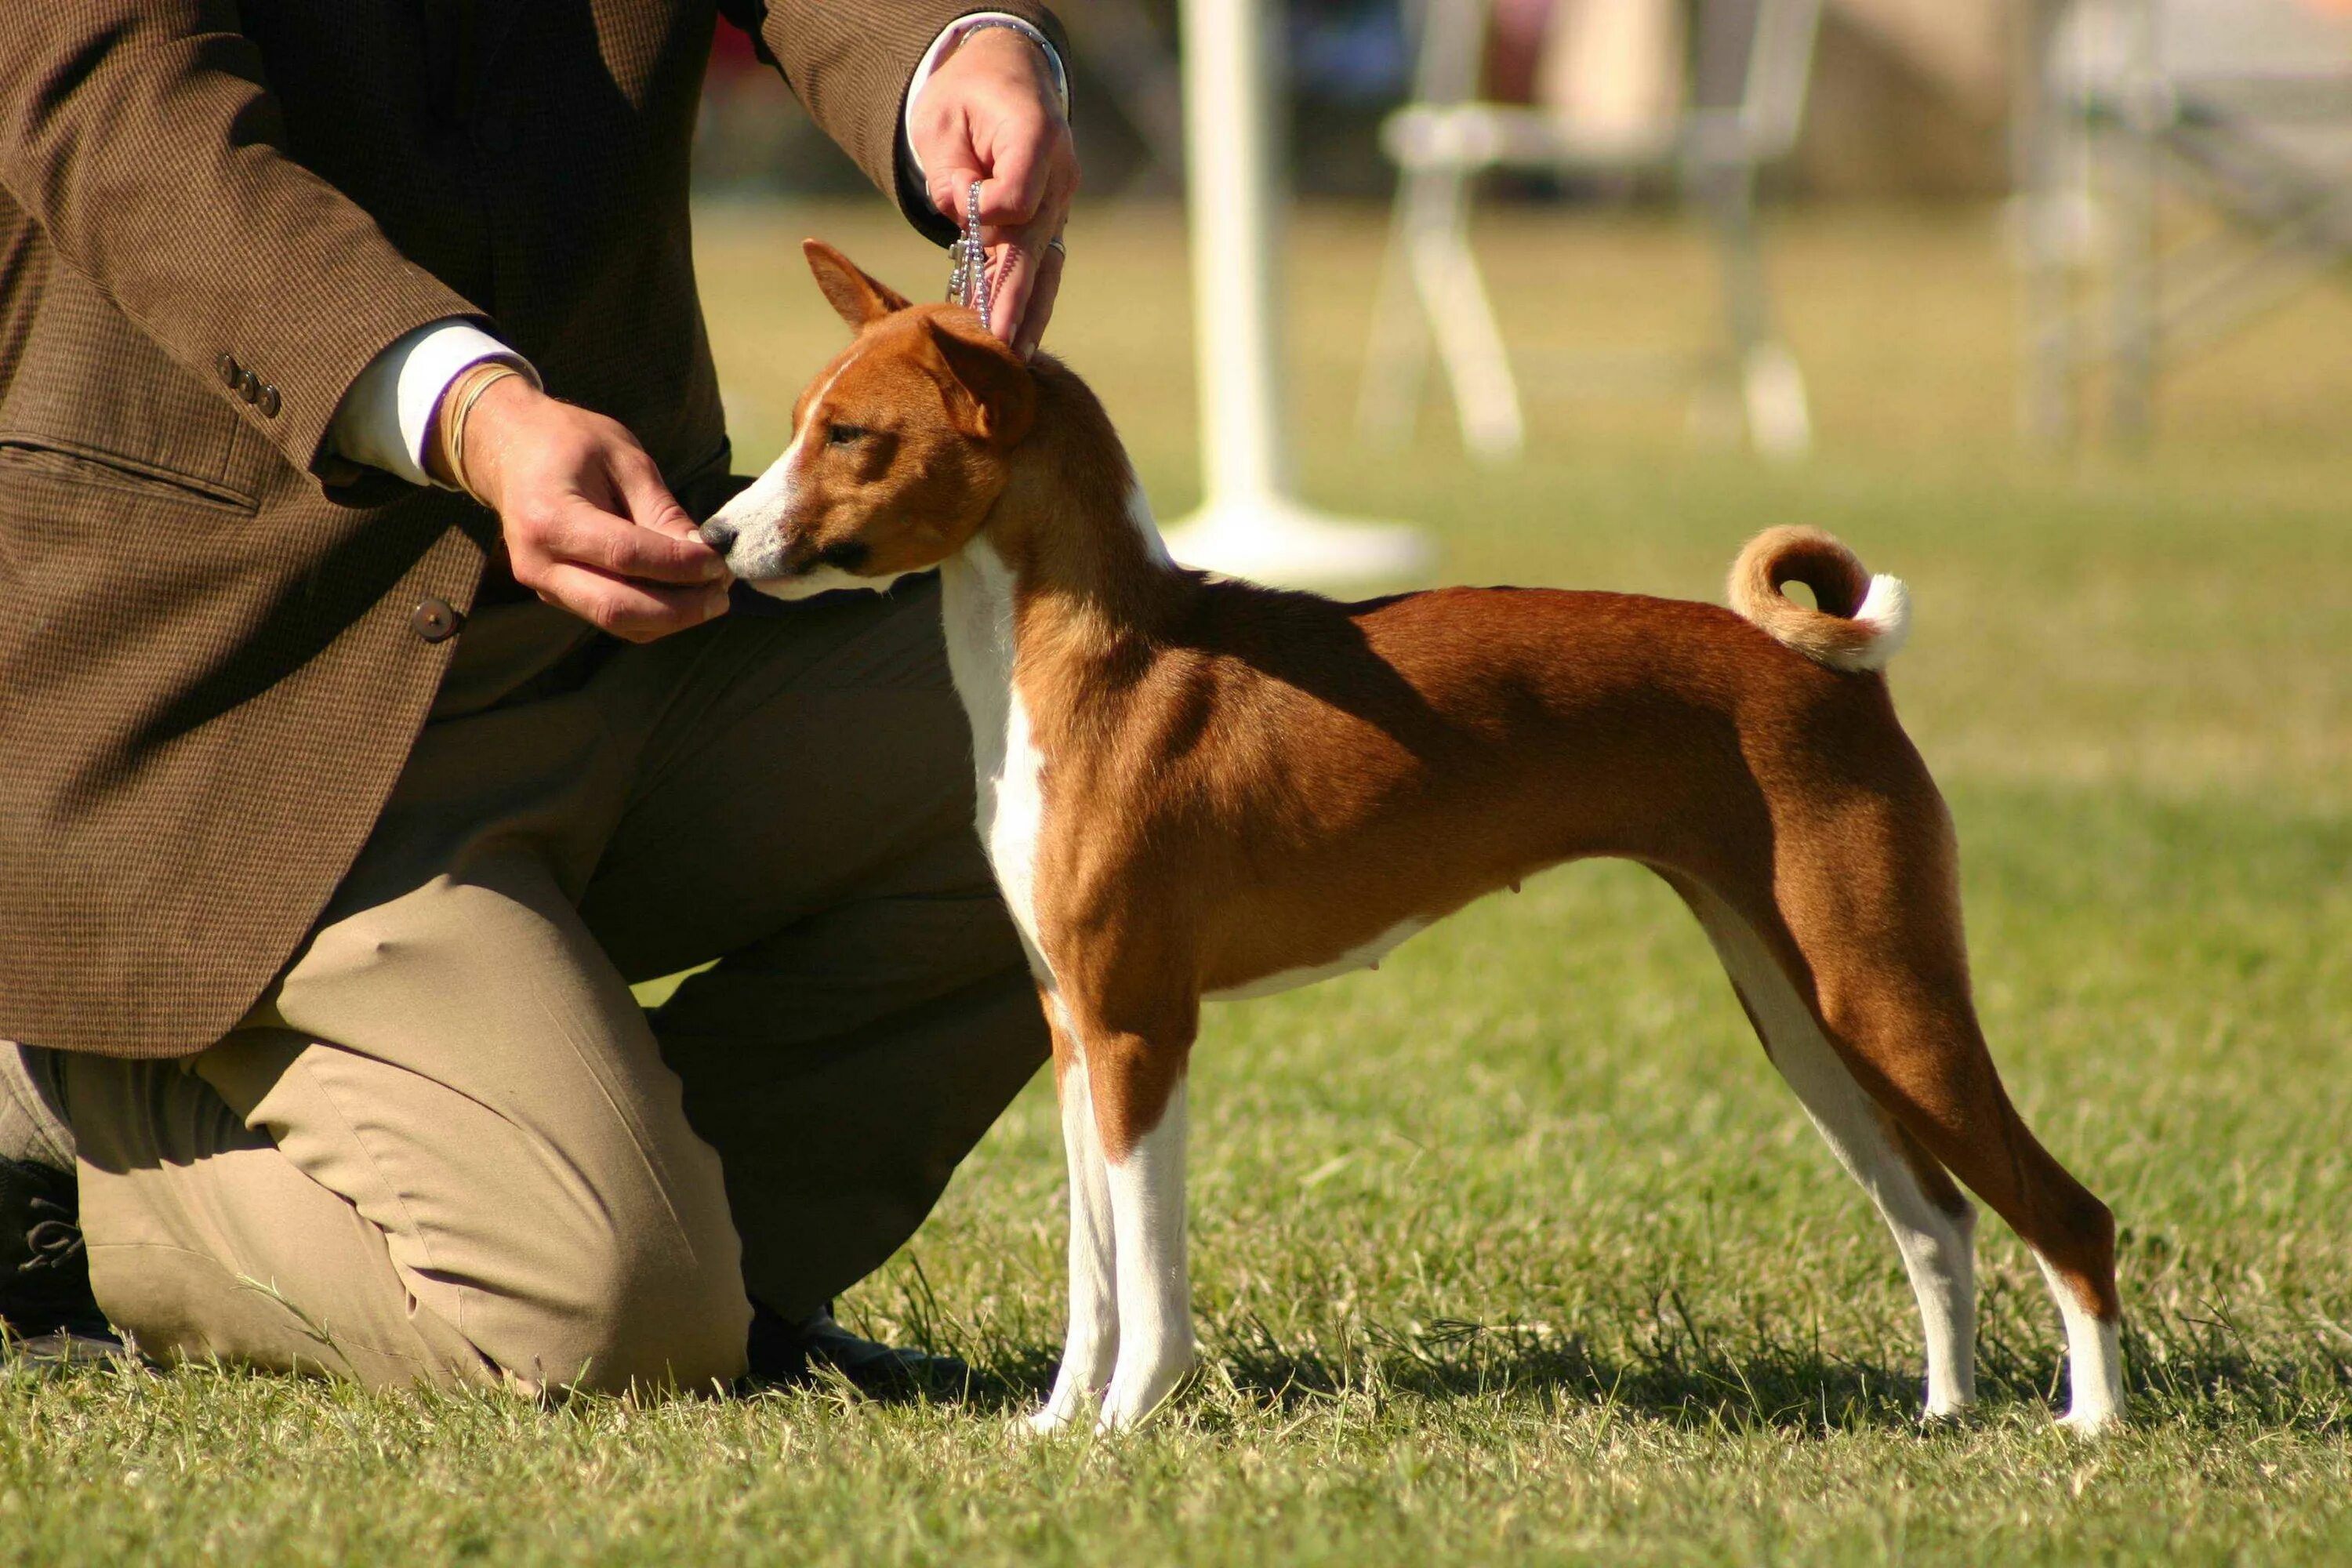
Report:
1841,573,1911,672
1728,526,1911,673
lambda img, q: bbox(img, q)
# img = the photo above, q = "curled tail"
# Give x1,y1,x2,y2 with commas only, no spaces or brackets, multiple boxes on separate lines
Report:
1729,525,1911,673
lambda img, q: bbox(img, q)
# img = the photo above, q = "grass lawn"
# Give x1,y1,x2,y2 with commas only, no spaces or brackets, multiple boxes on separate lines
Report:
4,201,2347,1564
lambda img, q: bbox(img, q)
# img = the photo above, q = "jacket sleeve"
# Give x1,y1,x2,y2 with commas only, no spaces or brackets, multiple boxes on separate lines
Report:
722,2,1070,247
0,3,485,488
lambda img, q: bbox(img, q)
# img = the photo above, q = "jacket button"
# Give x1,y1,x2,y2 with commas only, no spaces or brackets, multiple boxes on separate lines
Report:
411,596,463,643
216,353,241,387
256,384,281,419
237,370,260,404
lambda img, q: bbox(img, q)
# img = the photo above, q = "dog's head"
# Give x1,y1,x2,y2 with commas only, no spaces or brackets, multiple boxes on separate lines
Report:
698,241,1037,599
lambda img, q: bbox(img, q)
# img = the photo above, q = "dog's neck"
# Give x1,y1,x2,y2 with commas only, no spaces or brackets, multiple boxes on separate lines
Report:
951,359,1191,675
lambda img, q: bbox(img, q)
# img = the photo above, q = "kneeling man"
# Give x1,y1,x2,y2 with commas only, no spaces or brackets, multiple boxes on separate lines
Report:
0,1,1075,1392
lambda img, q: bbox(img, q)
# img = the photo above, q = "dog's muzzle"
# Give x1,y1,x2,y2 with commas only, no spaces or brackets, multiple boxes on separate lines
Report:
694,517,738,555
695,517,867,585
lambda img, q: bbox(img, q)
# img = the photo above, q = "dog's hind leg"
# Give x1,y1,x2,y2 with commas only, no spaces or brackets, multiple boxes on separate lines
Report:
1672,875,1980,1419
1686,786,2124,1430
1032,991,1123,1434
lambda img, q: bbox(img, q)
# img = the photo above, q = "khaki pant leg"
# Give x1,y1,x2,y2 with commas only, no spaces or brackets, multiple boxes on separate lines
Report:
67,1044,492,1388
69,604,750,1393
70,858,751,1394
582,579,1049,1319
641,839,1044,1321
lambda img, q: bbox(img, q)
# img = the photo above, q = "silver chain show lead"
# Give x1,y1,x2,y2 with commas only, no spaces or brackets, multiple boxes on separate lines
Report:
946,180,991,333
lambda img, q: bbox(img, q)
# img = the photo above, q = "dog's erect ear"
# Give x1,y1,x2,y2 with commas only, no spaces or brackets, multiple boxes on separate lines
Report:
803,240,912,328
924,317,1037,448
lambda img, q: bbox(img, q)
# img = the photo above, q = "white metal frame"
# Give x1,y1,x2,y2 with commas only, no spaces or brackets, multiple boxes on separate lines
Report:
2014,0,2352,446
1358,0,1824,462
1161,0,1435,589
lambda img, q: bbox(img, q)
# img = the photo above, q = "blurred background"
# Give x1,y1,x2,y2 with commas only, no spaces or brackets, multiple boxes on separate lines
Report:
686,0,2349,800
696,0,2352,466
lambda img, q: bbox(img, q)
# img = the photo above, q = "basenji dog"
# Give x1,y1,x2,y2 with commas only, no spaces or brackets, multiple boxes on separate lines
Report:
698,242,2125,1436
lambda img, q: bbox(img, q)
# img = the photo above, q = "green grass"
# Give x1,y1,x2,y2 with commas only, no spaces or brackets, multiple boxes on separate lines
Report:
5,201,2348,1564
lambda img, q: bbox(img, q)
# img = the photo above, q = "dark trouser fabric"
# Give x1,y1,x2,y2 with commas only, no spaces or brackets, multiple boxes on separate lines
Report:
56,580,1047,1392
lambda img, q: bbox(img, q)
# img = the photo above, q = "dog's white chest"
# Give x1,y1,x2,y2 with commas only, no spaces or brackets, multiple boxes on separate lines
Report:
941,541,1052,983
983,697,1049,969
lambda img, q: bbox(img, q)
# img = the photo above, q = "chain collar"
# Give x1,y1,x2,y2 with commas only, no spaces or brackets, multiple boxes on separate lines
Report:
944,180,991,334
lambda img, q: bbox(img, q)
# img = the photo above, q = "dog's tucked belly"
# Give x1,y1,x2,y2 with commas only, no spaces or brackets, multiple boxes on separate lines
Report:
1202,916,1429,1001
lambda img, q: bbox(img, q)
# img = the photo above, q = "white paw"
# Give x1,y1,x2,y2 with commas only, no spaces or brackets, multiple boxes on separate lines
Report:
1024,1404,1081,1438
1093,1353,1193,1433
2057,1403,2124,1436
1025,1379,1105,1437
1094,1396,1156,1434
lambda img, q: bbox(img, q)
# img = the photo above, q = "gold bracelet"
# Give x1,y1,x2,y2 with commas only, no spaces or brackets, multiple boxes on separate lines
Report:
429,363,487,488
434,362,523,504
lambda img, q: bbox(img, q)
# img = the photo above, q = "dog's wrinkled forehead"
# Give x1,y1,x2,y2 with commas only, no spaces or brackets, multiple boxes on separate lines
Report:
793,309,959,434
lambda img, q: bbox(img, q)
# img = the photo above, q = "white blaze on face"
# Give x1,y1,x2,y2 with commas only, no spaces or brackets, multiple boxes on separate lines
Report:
704,429,804,583
703,350,907,598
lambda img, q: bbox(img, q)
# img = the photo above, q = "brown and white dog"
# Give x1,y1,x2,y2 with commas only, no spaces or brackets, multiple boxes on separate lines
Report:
699,242,2125,1436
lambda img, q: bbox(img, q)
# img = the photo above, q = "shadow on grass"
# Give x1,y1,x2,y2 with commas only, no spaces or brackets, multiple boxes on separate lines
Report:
35,1272,2338,1441
909,1286,2352,1439
881,1319,1963,1434
1205,1308,1971,1436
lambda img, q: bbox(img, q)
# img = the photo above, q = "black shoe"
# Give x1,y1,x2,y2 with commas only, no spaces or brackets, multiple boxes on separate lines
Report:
0,1154,119,1356
745,1301,971,1400
9,1328,139,1370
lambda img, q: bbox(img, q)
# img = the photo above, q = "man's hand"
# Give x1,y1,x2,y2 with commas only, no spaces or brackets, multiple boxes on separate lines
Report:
445,375,730,642
909,24,1079,358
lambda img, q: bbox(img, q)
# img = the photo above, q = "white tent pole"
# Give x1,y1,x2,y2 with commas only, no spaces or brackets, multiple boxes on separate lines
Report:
1163,0,1433,588
1182,0,1286,506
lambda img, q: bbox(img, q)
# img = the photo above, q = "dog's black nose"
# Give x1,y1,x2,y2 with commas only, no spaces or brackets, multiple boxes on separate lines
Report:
695,517,736,554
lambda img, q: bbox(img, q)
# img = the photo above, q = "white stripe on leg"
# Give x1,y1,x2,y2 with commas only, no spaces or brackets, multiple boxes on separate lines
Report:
1769,1018,1979,1418
1033,1046,1120,1433
1690,891,1979,1418
2038,1252,2125,1431
1098,1077,1194,1431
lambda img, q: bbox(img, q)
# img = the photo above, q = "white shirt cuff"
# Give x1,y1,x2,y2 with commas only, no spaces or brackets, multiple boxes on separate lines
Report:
330,320,539,487
902,13,1070,187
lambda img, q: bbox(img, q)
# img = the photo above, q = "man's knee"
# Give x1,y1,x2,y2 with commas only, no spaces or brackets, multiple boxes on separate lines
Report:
490,1229,753,1395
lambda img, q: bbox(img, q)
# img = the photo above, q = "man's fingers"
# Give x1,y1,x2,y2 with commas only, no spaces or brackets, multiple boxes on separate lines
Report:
608,448,706,542
1014,239,1067,360
537,500,728,586
975,127,1048,228
527,561,730,644
984,158,1076,348
482,394,731,642
983,238,1041,348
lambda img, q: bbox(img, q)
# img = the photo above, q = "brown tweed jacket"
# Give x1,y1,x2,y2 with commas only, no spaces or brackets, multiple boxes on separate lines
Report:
0,1,1064,1057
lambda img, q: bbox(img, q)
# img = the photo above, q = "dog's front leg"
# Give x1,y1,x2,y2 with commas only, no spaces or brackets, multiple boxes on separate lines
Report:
1032,996,1122,1433
1089,1026,1196,1432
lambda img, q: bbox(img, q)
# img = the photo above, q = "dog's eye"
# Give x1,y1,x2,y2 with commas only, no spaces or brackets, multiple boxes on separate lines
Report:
826,423,867,447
